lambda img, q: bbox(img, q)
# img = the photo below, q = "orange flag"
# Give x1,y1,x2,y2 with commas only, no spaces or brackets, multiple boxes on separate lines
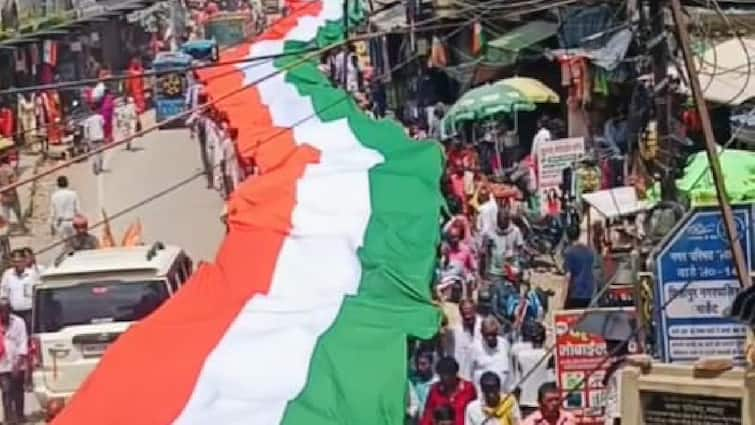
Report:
121,219,143,247
100,209,116,248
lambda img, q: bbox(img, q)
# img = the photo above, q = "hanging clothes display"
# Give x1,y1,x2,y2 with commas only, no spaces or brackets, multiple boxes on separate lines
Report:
42,40,58,66
14,49,25,73
559,55,592,105
17,94,35,146
29,44,39,76
42,91,62,145
428,36,448,69
0,106,14,138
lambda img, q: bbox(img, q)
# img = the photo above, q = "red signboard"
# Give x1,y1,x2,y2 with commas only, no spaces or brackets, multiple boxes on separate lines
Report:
553,308,640,424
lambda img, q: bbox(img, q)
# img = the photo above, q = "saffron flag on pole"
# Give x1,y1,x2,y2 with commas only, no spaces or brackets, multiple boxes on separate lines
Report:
53,1,443,424
99,209,116,248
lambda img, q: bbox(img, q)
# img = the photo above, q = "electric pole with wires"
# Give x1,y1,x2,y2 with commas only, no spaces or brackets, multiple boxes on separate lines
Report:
648,0,676,201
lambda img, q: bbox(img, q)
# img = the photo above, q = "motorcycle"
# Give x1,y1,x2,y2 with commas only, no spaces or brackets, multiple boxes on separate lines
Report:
491,255,546,325
65,100,90,159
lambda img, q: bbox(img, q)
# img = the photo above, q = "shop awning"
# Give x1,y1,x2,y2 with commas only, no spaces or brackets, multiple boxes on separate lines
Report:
672,37,755,106
369,2,406,32
32,29,69,38
582,186,647,219
484,20,559,66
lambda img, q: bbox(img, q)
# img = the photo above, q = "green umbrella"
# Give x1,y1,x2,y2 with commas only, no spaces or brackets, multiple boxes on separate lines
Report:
442,83,536,135
647,147,755,206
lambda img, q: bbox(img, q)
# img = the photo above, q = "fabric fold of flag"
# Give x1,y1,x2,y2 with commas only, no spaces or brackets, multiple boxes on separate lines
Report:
53,1,443,424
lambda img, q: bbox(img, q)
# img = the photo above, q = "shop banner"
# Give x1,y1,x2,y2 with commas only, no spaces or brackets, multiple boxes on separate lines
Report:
653,205,751,363
553,308,640,425
536,137,585,214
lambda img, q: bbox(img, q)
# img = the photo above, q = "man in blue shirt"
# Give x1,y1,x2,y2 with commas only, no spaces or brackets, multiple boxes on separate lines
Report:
562,224,597,309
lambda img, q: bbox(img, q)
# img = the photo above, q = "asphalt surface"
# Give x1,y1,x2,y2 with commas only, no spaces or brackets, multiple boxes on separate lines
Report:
9,116,225,422
20,118,226,266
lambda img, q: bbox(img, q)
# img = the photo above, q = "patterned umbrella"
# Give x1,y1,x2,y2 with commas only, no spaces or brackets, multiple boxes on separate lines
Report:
497,77,560,104
442,82,536,135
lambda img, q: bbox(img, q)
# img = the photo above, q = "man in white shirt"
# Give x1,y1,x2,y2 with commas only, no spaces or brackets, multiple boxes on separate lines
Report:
513,322,551,418
83,111,105,175
0,298,28,425
49,175,80,240
476,194,498,242
465,372,521,425
0,250,34,332
444,299,482,381
531,116,552,180
470,316,512,394
185,72,204,111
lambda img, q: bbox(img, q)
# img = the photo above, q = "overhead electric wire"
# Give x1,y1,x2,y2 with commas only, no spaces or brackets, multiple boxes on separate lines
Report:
24,5,677,416
0,0,582,197
33,0,518,256
0,0,576,97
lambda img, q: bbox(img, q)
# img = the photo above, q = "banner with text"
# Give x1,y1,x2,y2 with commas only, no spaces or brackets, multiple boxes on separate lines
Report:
553,308,640,425
653,205,752,363
536,137,585,214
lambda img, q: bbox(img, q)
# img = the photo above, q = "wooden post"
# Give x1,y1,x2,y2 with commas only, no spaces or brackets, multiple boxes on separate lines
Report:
669,0,750,290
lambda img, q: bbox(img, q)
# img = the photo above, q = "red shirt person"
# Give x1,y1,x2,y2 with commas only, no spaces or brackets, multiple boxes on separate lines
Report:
126,58,146,114
521,382,577,425
420,356,477,425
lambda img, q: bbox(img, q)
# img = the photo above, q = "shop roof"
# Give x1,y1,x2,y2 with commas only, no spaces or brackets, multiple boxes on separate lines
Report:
0,0,156,46
485,20,559,66
672,37,755,106
369,2,405,32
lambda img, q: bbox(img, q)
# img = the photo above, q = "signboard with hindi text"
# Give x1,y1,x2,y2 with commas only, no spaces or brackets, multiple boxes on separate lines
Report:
653,205,752,363
553,308,641,425
536,137,585,214
620,363,754,425
640,392,742,425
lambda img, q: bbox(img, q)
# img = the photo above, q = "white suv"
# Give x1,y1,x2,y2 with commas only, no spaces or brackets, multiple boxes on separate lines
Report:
31,242,192,412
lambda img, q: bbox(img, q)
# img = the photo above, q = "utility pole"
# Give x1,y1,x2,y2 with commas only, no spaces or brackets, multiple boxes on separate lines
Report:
341,0,349,88
649,0,675,201
669,0,751,290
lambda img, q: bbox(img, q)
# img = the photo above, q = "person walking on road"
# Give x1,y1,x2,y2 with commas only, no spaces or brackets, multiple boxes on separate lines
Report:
521,383,576,425
562,225,597,310
464,371,521,425
0,250,34,333
83,109,106,175
49,175,80,239
117,97,138,151
0,298,27,425
0,156,26,234
187,93,213,188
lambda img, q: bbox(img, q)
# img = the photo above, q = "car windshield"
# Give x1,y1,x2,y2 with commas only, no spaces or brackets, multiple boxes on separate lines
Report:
33,280,169,334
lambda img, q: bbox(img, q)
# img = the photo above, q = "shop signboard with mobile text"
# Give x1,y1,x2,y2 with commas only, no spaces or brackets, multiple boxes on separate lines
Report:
553,308,640,425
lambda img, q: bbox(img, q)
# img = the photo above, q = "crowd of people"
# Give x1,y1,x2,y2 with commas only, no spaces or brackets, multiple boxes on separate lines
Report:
390,78,604,425
186,74,252,201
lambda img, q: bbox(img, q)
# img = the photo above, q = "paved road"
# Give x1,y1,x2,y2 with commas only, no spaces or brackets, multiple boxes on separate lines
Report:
22,119,226,266
9,117,225,422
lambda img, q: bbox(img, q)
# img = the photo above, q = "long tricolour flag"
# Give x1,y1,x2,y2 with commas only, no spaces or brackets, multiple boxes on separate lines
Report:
53,0,443,424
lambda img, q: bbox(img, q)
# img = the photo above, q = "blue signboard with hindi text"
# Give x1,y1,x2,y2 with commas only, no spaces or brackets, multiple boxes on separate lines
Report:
654,205,751,363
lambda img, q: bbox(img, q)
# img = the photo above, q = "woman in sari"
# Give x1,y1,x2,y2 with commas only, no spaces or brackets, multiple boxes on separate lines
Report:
42,90,62,145
100,89,115,143
126,58,146,113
